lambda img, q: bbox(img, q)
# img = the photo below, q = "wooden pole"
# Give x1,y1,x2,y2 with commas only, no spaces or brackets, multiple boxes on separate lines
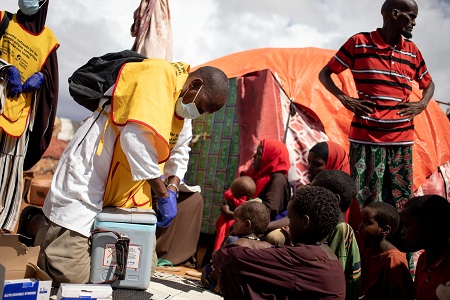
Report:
434,100,450,106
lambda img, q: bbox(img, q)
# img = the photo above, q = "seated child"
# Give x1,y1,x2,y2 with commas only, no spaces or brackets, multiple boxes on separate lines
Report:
311,170,361,300
400,194,450,300
213,176,256,251
213,186,346,299
202,200,271,295
359,202,414,300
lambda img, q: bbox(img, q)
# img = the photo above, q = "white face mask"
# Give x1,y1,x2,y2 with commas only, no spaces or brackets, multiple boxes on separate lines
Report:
175,86,203,119
18,0,46,16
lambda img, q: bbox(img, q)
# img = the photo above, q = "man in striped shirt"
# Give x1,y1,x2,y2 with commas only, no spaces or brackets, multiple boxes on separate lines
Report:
318,0,435,212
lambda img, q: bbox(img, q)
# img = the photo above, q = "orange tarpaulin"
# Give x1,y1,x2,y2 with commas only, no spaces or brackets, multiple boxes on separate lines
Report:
195,47,450,190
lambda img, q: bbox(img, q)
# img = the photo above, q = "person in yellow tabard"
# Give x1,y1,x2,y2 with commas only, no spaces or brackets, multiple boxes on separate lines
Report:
0,0,59,232
17,57,229,285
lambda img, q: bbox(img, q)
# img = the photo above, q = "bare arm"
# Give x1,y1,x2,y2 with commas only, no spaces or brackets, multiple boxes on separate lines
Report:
147,175,180,199
220,203,234,220
397,80,435,118
165,175,180,193
266,217,290,232
147,177,169,199
318,65,375,116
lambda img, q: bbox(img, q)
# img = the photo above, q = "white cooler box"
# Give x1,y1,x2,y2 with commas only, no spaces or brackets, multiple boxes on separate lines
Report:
89,207,156,290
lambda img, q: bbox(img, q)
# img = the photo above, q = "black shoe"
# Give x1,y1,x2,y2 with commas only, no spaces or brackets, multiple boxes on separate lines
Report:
17,206,43,247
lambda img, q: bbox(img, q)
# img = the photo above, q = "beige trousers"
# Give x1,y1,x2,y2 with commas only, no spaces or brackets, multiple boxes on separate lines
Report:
36,222,90,286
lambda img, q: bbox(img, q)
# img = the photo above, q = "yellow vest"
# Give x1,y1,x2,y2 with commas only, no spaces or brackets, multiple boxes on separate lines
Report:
0,11,59,137
103,59,188,208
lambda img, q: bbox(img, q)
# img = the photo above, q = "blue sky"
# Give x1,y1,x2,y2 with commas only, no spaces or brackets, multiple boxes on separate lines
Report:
3,0,450,121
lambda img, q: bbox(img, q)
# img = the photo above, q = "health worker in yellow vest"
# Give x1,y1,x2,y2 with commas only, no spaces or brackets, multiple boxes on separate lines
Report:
17,59,229,286
0,0,59,232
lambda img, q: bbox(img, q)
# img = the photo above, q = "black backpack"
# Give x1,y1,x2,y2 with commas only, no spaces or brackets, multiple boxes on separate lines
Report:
68,50,147,112
0,11,12,38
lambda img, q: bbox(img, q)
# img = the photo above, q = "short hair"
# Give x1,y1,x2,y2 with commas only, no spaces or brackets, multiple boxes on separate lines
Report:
402,194,450,238
312,170,357,213
381,0,416,17
230,176,256,199
192,66,229,112
292,186,340,240
234,201,270,235
309,141,328,162
366,202,399,236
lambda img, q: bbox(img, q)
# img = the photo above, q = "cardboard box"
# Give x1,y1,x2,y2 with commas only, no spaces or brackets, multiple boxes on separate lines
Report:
29,178,51,206
57,284,112,300
0,234,52,300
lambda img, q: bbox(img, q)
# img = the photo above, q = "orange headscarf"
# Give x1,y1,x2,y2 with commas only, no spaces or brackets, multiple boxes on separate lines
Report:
325,141,350,175
246,139,291,197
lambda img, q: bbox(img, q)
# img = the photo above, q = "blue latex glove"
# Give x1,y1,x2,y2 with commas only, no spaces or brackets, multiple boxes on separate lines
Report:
22,72,44,93
156,190,178,228
6,66,22,98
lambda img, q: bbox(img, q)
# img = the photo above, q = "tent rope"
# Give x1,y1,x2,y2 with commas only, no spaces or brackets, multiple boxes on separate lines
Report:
270,71,297,144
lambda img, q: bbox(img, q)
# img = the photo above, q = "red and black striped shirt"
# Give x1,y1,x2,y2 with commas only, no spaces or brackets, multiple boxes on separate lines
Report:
327,29,432,145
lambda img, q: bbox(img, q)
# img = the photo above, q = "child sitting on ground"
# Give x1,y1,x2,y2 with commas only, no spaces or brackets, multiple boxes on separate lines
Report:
213,176,256,251
359,202,414,300
400,194,450,300
202,200,271,295
213,186,345,299
311,170,361,300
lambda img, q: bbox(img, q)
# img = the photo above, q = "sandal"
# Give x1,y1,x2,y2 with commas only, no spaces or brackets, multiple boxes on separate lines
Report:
157,259,173,268
156,259,182,271
17,206,43,247
185,270,202,278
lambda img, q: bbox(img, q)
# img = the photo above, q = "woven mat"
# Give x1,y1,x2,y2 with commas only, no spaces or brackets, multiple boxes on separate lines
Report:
124,272,223,300
51,272,222,300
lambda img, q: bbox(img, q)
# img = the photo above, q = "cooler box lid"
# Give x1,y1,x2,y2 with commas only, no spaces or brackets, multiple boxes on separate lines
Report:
96,207,157,224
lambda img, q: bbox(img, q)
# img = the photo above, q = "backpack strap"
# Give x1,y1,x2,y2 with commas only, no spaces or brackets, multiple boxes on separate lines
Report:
0,12,12,39
77,99,112,149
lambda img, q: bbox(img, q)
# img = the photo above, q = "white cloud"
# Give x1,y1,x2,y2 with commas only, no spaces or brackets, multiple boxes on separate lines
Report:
2,0,449,121
172,0,450,110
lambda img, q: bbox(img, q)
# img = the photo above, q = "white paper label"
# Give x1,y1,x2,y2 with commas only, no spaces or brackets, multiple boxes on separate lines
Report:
102,243,141,269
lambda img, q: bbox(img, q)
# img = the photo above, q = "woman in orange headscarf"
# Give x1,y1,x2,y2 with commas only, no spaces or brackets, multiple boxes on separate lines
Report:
247,139,291,218
307,141,350,181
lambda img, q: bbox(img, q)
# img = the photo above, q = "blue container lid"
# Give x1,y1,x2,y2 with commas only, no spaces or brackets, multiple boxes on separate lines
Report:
96,207,157,224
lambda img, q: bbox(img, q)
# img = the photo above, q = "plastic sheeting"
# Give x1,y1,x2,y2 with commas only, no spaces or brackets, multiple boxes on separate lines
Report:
195,48,450,191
